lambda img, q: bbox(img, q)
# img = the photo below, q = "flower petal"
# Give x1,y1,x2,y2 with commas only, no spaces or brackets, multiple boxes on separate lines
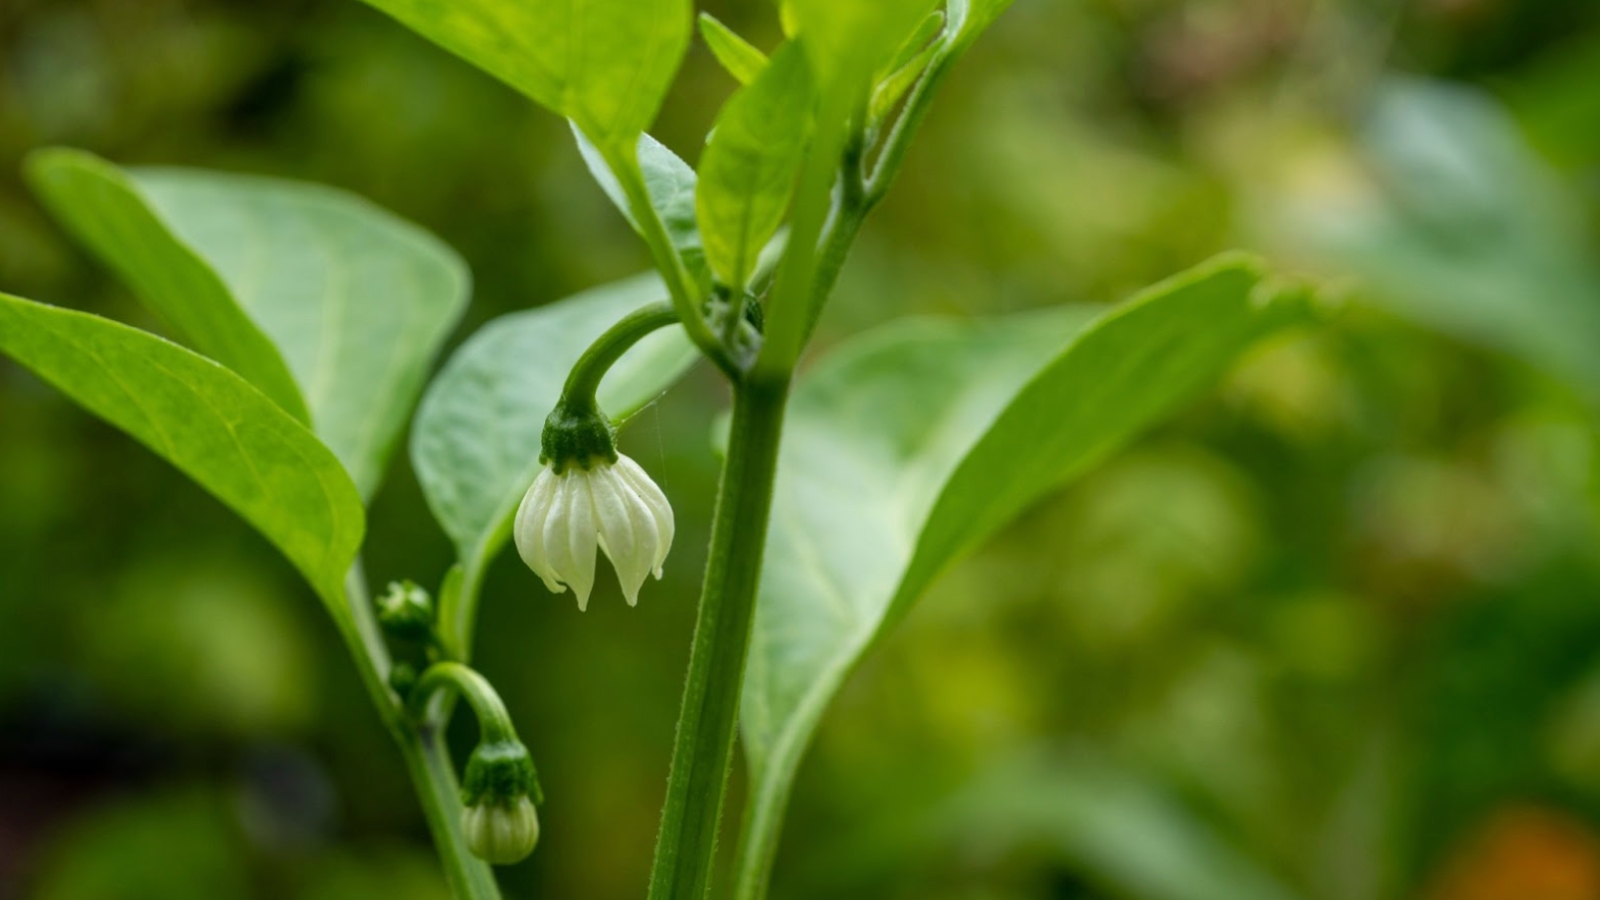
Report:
514,467,565,594
556,471,599,610
615,455,675,577
593,466,658,606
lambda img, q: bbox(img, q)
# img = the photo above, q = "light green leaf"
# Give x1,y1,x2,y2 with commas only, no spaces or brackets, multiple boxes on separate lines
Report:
25,149,309,424
948,0,1016,49
735,255,1307,894
358,0,691,149
0,293,364,612
129,168,470,499
699,13,769,86
943,751,1303,900
698,42,815,290
27,151,471,501
410,274,698,582
1288,78,1600,400
574,127,707,286
783,0,939,88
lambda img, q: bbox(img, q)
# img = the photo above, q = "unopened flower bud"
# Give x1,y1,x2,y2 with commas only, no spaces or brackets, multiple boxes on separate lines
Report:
460,739,541,865
376,580,434,640
462,795,539,866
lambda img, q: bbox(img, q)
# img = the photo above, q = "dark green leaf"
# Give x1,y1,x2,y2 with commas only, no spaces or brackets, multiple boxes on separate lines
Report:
735,255,1308,892
0,293,364,611
697,42,815,289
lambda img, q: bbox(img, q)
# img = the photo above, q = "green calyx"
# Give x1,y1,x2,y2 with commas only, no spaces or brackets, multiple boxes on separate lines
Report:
540,400,618,473
462,739,544,807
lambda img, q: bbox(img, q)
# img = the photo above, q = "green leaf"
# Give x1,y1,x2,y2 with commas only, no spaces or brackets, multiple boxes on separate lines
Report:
358,0,691,149
410,274,698,581
948,0,1015,49
699,13,769,86
942,751,1304,900
697,42,815,290
0,293,364,612
574,127,707,287
1288,79,1600,401
129,168,470,500
735,255,1307,894
783,0,939,88
25,149,309,424
27,151,471,501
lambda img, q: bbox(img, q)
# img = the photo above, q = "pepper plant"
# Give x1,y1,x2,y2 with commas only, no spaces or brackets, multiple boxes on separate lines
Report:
0,0,1313,897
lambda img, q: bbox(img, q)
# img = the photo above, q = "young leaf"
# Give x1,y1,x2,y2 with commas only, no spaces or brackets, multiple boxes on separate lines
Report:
358,0,691,150
734,255,1308,896
25,149,309,424
0,293,364,611
129,169,470,500
699,13,769,86
783,0,939,88
574,127,707,287
697,42,815,290
410,274,698,587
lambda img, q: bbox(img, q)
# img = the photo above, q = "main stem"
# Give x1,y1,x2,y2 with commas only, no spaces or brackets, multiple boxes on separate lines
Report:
647,375,791,900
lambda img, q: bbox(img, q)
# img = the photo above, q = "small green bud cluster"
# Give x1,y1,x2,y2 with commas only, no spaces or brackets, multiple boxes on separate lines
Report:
376,580,435,640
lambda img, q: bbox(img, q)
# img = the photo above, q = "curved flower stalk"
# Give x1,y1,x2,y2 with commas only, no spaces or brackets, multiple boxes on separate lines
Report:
514,454,675,610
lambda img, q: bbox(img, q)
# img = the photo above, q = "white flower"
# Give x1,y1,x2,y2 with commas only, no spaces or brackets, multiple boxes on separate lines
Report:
462,795,540,865
513,454,675,610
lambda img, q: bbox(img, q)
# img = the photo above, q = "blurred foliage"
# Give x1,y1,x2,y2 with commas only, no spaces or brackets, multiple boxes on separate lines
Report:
2,0,1600,899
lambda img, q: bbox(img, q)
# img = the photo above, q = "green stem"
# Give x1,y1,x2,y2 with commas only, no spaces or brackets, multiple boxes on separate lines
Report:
410,662,518,744
560,301,682,414
339,569,502,900
646,376,791,900
605,143,739,379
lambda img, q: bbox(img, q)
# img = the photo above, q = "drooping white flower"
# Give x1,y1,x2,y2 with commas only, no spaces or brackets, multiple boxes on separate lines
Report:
513,454,674,610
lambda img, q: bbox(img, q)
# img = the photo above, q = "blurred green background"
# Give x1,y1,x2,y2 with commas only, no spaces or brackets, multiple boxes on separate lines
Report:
4,0,1600,898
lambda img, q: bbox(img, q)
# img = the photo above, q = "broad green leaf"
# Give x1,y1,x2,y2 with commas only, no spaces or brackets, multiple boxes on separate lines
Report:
130,168,470,499
358,0,691,149
1289,79,1600,400
699,13,769,86
574,127,707,286
735,255,1307,894
782,0,939,88
27,151,470,501
942,752,1303,900
697,42,815,290
25,149,309,424
410,274,698,583
0,293,364,611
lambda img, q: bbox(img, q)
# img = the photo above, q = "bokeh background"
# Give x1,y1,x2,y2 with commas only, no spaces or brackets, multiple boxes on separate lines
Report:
3,0,1600,898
